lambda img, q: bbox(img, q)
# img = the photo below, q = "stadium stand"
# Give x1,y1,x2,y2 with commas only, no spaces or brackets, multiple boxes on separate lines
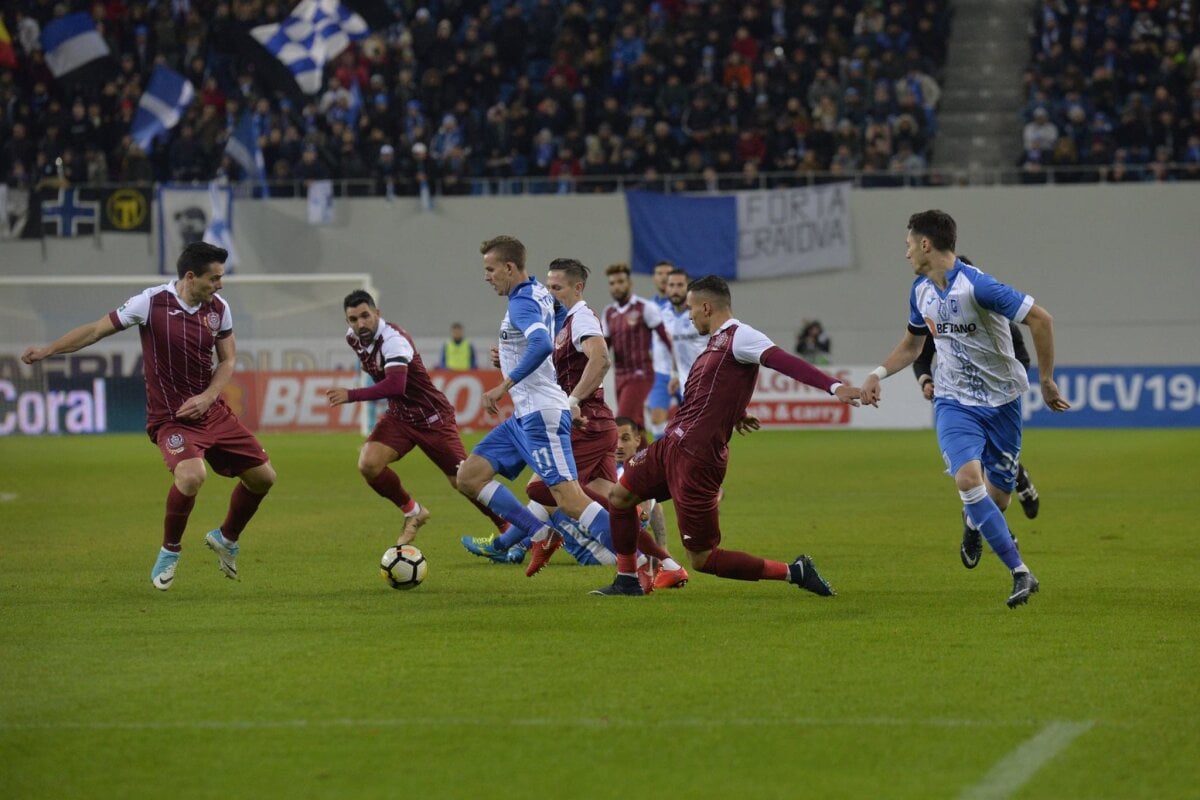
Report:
1,0,954,196
1023,0,1200,182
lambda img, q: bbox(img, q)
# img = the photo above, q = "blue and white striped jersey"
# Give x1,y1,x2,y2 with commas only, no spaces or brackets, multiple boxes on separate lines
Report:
499,277,570,418
908,260,1035,407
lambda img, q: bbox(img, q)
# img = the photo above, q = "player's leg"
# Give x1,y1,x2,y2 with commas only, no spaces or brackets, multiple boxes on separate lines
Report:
981,401,1039,607
417,422,509,534
646,372,672,439
150,424,210,590
591,441,671,595
203,417,274,581
456,419,553,560
359,436,430,545
1015,461,1040,518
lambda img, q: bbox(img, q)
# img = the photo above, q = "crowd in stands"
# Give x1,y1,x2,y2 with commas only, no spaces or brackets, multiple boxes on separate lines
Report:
1,0,952,197
1022,0,1200,182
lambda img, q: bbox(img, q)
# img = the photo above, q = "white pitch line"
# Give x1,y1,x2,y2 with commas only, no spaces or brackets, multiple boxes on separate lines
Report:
0,717,1088,733
958,721,1095,800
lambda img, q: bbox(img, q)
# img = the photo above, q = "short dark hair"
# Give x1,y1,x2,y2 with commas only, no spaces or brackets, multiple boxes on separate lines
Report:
687,275,731,307
343,289,377,310
614,415,641,433
176,242,227,279
605,262,631,278
907,210,957,252
547,257,590,285
667,268,689,280
653,260,674,270
480,235,526,270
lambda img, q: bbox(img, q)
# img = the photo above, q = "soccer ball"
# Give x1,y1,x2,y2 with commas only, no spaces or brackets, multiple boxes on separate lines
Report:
380,545,427,590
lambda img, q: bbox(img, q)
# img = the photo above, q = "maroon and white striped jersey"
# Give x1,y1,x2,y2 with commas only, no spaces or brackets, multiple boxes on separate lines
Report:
554,301,614,428
667,319,774,462
601,294,664,380
109,282,233,429
346,318,455,428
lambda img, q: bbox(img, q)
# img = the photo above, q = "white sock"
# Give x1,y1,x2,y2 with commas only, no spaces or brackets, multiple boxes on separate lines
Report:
578,501,603,533
404,502,422,518
662,557,681,571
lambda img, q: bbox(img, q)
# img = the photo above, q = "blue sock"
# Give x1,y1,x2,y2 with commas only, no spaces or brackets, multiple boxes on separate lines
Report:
480,482,548,546
550,509,613,551
964,489,1022,570
577,501,611,542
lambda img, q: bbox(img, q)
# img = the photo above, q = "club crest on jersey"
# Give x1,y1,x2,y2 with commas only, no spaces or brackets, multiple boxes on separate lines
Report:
710,331,729,349
555,328,569,348
166,433,185,454
206,312,221,331
626,310,641,326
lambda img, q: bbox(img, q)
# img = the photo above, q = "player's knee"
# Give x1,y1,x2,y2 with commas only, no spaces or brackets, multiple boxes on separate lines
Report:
241,463,276,493
456,459,485,496
173,462,206,495
684,548,710,570
357,457,383,481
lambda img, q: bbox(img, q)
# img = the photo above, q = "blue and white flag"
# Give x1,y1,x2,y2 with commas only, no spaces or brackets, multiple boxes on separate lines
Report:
225,112,267,182
250,0,369,95
131,66,195,151
203,183,238,269
40,12,115,87
626,183,854,280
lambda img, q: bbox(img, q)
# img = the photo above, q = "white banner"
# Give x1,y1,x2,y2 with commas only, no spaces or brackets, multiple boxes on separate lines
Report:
307,179,334,225
734,183,853,280
157,185,233,274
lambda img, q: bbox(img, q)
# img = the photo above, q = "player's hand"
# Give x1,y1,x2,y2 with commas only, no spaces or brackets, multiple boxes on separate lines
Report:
489,345,500,368
860,375,882,406
735,415,760,435
175,392,214,420
482,383,506,415
21,346,51,365
922,382,935,401
1040,377,1071,412
668,376,679,395
327,387,351,406
834,384,862,406
570,404,588,429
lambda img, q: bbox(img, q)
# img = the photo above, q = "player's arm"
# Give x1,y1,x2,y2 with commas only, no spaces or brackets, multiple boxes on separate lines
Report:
329,365,409,406
1009,322,1033,372
860,329,927,407
759,345,861,405
483,296,551,413
176,331,238,420
21,315,119,364
569,335,610,421
911,334,936,400
644,302,672,353
1022,304,1070,412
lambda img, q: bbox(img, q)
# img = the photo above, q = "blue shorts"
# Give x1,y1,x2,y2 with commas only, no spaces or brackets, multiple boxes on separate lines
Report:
934,397,1023,492
473,409,578,486
647,372,680,410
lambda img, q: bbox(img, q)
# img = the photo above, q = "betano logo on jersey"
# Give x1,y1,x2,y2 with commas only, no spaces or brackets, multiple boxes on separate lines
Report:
925,318,978,336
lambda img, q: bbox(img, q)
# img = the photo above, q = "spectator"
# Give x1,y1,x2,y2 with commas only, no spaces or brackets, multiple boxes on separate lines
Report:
795,320,831,364
438,322,477,371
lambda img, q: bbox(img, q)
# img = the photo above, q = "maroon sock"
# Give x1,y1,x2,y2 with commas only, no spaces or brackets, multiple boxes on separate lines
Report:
221,482,268,542
366,467,411,510
526,481,555,507
611,504,640,557
582,485,609,507
163,485,195,552
636,528,670,561
698,547,765,581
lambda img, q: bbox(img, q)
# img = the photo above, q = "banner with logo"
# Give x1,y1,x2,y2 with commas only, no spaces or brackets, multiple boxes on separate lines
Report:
10,186,153,239
1026,366,1200,427
222,368,513,433
747,365,930,429
157,185,232,274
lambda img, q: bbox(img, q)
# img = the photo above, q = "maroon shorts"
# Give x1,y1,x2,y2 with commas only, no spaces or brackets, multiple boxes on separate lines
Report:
615,373,655,427
369,414,466,476
151,407,269,478
618,434,726,552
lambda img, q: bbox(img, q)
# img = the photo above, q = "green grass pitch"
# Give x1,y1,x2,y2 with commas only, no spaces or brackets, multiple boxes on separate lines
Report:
1,429,1197,799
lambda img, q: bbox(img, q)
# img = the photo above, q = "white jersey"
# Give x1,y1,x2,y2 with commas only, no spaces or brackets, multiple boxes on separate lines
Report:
650,294,673,374
908,260,1035,407
499,277,570,418
663,303,707,396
